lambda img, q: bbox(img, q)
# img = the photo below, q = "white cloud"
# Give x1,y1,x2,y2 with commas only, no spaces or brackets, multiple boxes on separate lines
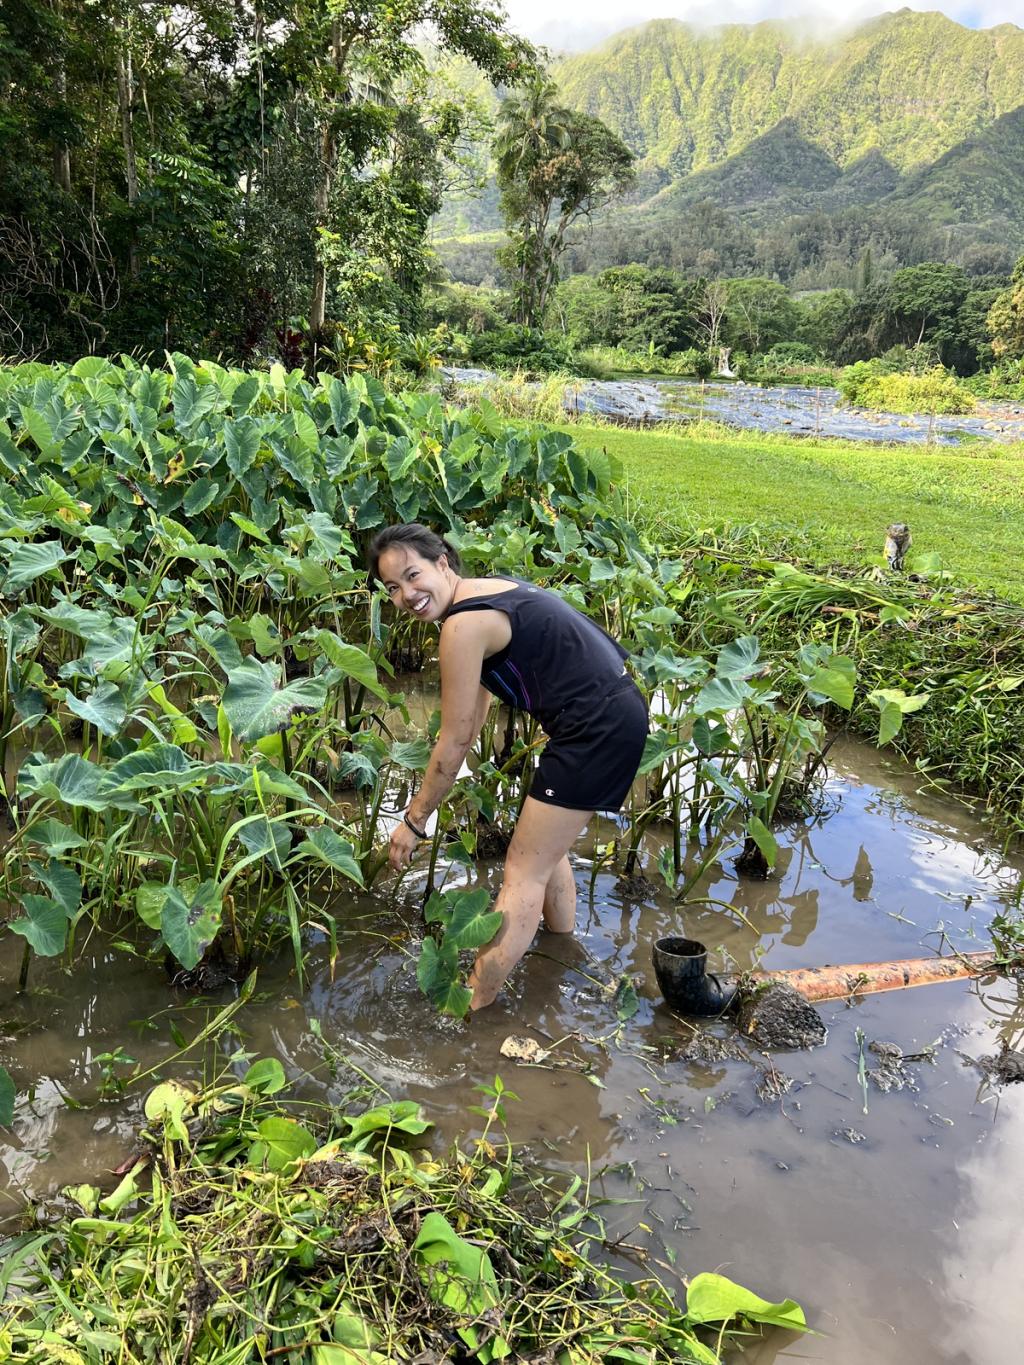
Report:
495,2,1024,52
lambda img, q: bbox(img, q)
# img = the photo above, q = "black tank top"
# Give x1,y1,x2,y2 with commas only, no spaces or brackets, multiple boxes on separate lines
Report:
443,578,629,734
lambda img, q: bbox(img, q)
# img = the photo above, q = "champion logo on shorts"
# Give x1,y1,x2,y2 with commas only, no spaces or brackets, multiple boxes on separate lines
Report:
545,787,555,796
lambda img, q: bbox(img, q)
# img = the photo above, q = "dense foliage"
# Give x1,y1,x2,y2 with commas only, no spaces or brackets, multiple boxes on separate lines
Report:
0,0,534,363
1,354,885,1003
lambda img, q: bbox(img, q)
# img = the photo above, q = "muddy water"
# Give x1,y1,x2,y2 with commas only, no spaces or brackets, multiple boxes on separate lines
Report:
3,738,1024,1363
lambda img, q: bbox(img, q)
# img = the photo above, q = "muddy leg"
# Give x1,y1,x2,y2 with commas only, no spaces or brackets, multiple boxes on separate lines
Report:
468,798,591,1010
541,855,576,933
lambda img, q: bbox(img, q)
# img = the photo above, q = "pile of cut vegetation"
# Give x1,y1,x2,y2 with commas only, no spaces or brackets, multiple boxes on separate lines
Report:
0,1067,804,1363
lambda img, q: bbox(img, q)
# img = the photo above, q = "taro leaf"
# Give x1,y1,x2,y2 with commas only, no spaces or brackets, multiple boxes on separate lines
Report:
144,1080,196,1142
2,540,71,592
136,882,170,930
389,738,431,771
693,674,754,716
222,657,328,742
18,753,141,812
243,1058,287,1095
805,656,856,710
747,816,778,869
0,1066,14,1128
30,858,81,916
443,888,502,952
25,819,86,857
237,817,291,868
412,1211,508,1361
171,373,219,429
868,688,930,746
715,635,761,681
247,612,282,658
160,881,222,970
315,631,387,700
106,744,194,792
341,1101,432,1148
295,827,364,885
338,749,380,790
685,1271,807,1331
183,477,219,518
417,938,472,1018
251,1115,316,1172
12,686,47,726
314,1309,388,1365
64,680,127,738
224,417,261,476
324,374,355,433
10,894,68,956
147,683,198,744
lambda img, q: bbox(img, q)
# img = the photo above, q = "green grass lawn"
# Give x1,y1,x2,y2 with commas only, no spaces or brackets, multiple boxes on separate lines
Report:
564,422,1024,601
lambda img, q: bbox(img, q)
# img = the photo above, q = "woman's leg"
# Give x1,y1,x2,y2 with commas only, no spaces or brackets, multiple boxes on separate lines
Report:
541,856,576,933
468,797,591,1010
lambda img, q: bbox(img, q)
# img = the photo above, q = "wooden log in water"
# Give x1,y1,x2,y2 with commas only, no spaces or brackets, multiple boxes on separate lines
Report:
751,951,997,1002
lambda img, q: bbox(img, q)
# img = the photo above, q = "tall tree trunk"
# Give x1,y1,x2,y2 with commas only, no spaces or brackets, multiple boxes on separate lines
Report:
309,21,349,335
116,49,139,205
116,41,139,277
51,1,72,192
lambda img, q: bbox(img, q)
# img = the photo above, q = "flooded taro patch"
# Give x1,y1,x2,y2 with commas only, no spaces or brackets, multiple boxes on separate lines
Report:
2,737,1022,1364
1,356,1023,1360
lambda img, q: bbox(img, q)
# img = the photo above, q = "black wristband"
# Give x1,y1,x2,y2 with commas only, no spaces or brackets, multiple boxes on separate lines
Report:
403,812,428,840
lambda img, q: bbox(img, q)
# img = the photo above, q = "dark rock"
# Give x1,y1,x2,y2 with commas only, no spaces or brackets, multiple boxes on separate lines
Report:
737,982,827,1050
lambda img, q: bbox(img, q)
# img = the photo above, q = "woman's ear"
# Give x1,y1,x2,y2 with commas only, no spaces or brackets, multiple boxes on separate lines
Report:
437,553,449,573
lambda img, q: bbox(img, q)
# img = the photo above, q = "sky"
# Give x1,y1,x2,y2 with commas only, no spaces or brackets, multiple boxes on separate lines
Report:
497,1,1024,52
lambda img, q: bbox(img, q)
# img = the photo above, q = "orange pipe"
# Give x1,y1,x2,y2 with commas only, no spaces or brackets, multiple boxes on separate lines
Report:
751,951,997,1002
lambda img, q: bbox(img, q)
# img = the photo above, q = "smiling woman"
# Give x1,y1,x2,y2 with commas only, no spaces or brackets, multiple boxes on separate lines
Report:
368,522,649,1010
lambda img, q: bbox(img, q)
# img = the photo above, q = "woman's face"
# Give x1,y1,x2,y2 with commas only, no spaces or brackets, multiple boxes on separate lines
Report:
377,545,455,623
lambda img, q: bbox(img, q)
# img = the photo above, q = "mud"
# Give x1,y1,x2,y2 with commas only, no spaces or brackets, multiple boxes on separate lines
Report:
2,736,1024,1365
737,982,829,1051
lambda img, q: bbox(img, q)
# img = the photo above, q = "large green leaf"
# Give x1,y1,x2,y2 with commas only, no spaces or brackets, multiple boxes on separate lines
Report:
10,895,68,956
412,1211,509,1361
18,753,140,812
416,938,472,1018
685,1271,807,1331
223,417,261,476
64,681,127,738
183,477,220,517
340,1101,431,1148
443,889,502,952
2,540,71,592
30,858,81,917
249,1115,316,1172
25,819,87,857
295,827,364,885
715,635,761,681
315,631,387,699
222,658,328,742
160,881,223,970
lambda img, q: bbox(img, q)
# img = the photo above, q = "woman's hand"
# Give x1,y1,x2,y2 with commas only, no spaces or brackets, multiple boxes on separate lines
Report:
389,818,420,872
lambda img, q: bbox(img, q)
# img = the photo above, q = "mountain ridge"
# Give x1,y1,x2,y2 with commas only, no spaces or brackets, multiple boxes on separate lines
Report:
433,11,1024,285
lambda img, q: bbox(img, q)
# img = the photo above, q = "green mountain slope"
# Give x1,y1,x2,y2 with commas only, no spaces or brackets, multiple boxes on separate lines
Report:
556,11,1024,177
432,11,1024,286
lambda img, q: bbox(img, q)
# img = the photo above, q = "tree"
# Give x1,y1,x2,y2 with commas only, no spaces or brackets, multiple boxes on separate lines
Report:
987,255,1024,361
495,77,634,328
882,263,969,365
549,265,698,353
723,277,800,354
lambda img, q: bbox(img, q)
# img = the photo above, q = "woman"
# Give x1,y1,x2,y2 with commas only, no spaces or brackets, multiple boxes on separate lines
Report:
369,522,648,1011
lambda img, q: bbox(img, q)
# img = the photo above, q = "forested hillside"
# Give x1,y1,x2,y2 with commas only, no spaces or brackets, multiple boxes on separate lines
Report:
434,10,1024,288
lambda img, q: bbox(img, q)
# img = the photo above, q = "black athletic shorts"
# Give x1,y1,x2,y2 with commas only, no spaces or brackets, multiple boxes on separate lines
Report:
531,673,648,814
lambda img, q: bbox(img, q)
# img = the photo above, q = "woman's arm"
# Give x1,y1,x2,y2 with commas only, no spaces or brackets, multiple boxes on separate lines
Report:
389,617,490,870
406,616,488,827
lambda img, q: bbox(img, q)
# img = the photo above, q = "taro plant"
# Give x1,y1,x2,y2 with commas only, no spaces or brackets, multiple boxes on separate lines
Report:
416,886,503,1017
